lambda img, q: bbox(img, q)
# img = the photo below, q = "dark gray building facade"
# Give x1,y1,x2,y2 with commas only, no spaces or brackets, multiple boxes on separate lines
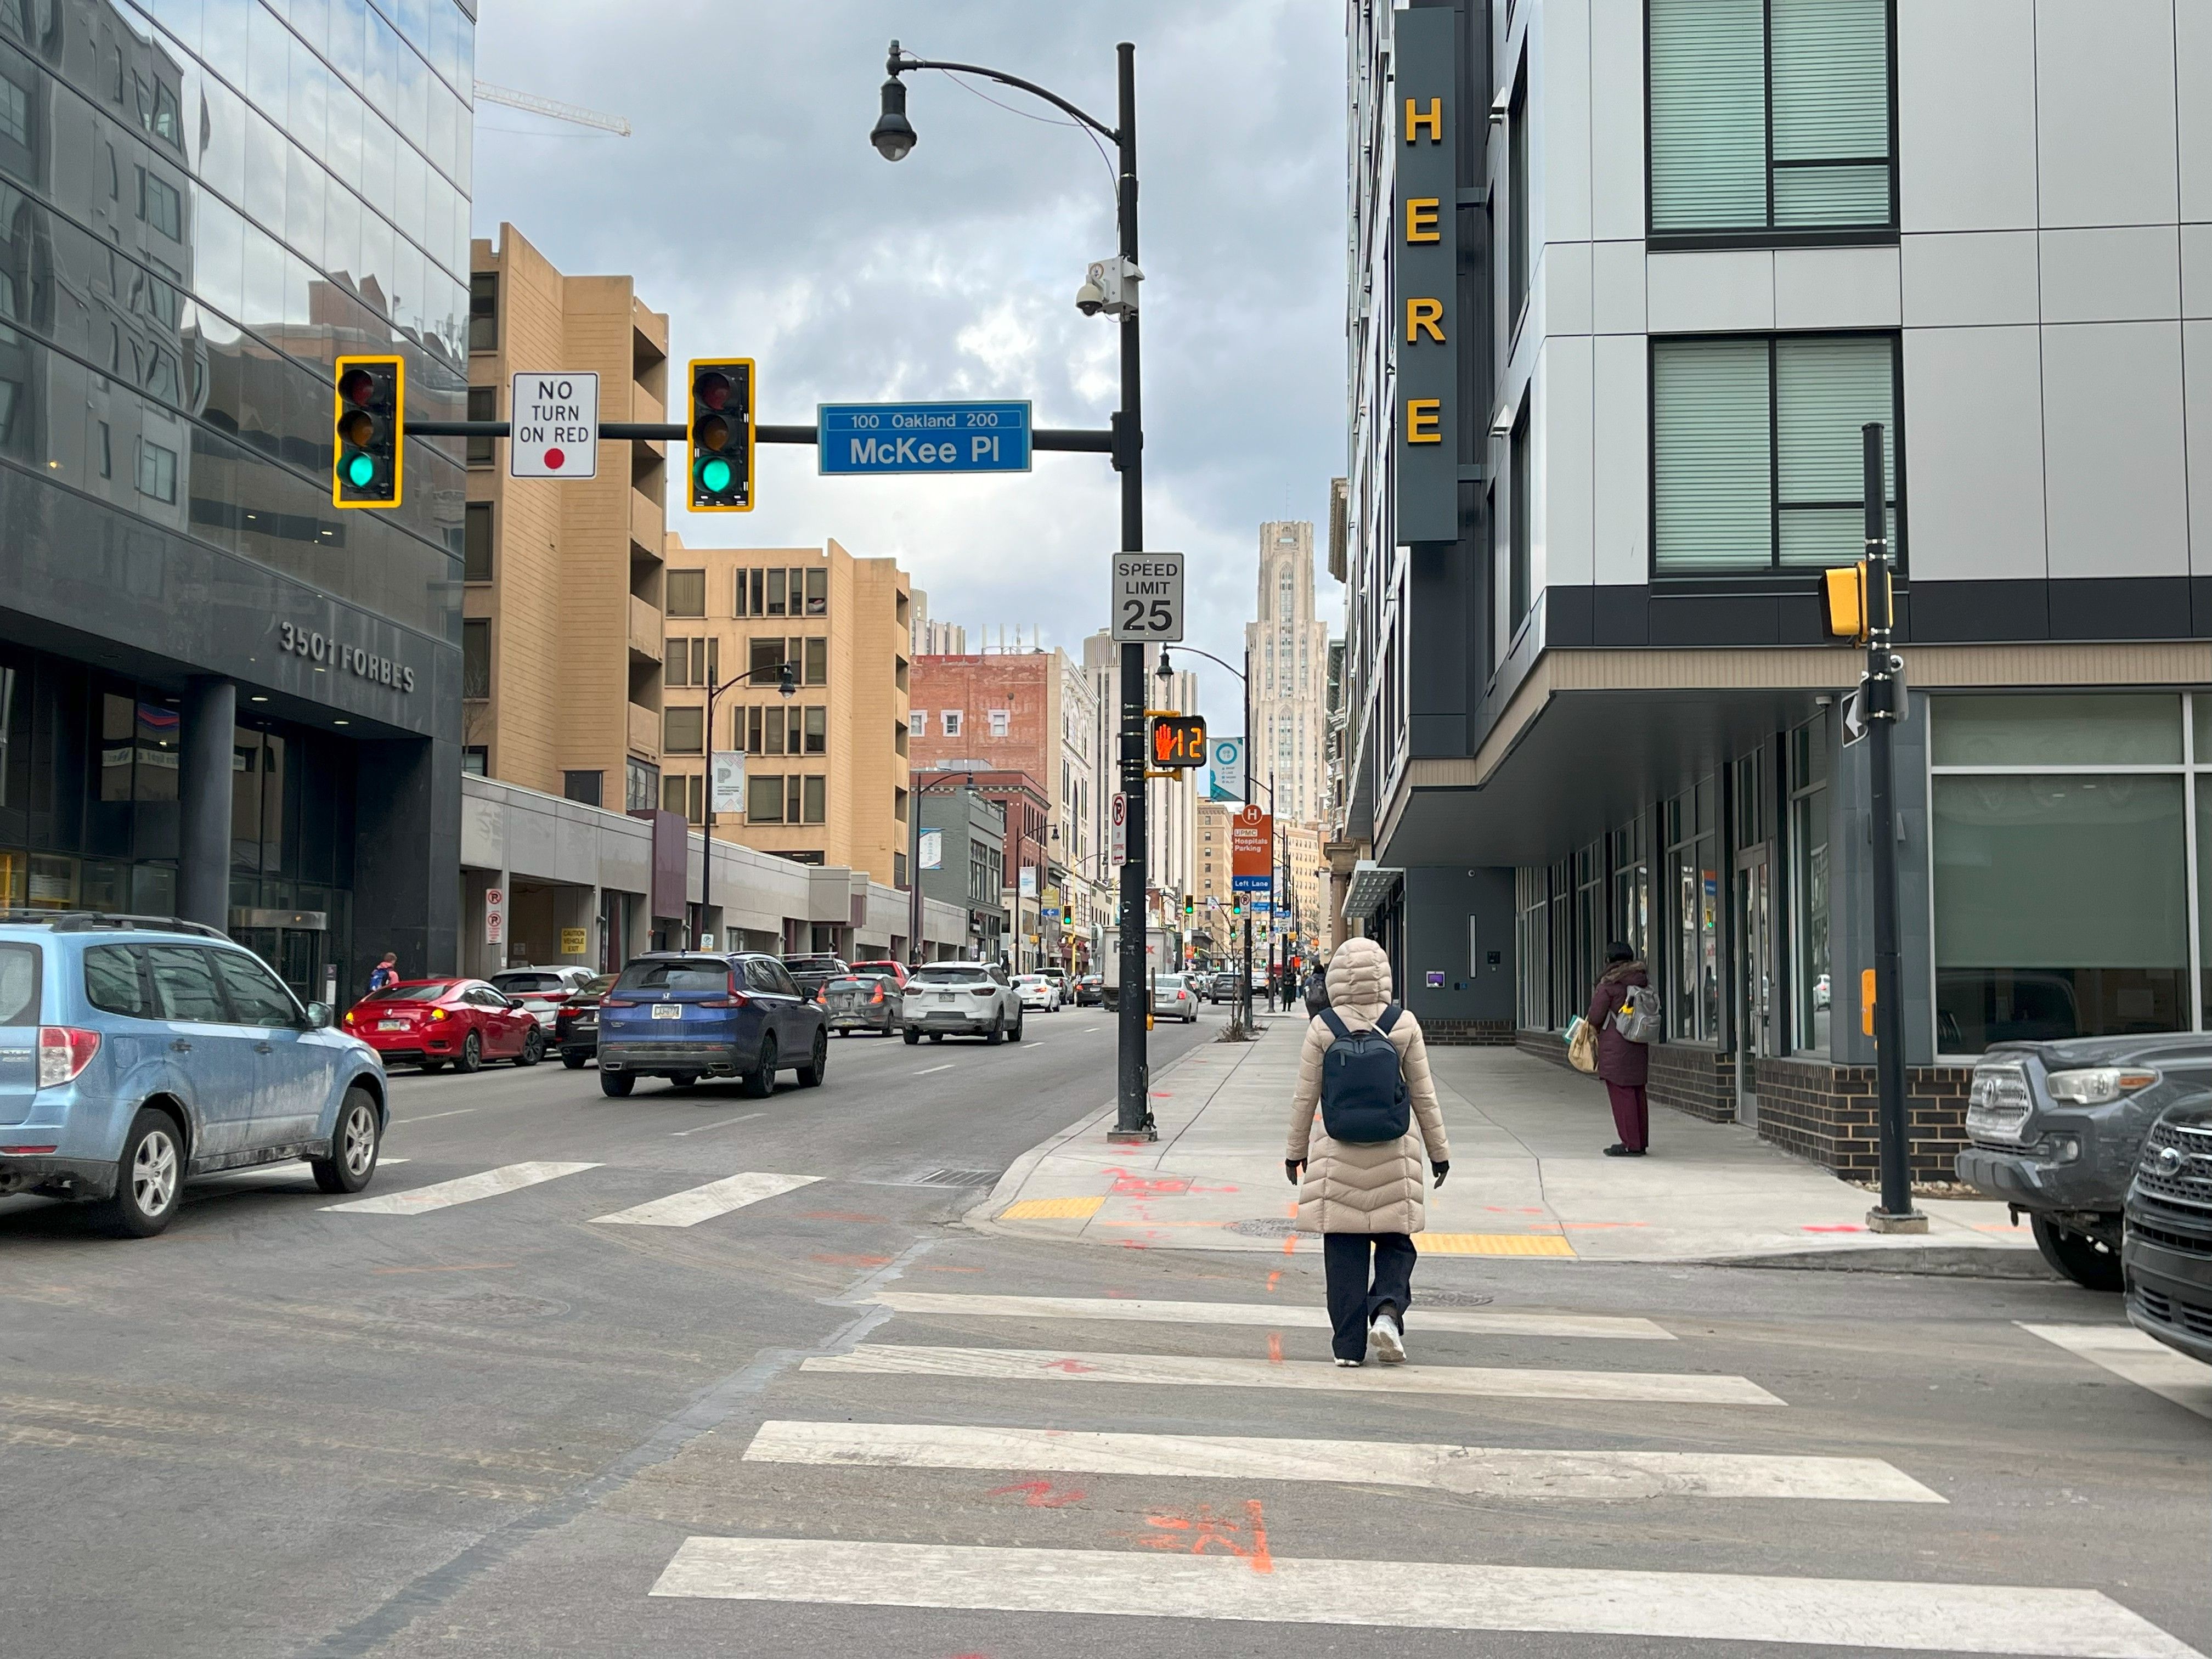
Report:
917,780,1005,962
0,0,471,1001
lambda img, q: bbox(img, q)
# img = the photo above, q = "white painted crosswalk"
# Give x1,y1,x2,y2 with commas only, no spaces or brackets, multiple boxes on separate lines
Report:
2021,1322,2212,1420
324,1160,600,1214
867,1289,1673,1340
651,1539,2200,1657
323,1163,825,1227
804,1343,1782,1404
743,1420,1944,1503
590,1172,819,1229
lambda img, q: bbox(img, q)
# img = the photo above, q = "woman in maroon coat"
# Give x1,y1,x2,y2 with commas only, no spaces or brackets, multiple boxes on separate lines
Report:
1586,942,1650,1156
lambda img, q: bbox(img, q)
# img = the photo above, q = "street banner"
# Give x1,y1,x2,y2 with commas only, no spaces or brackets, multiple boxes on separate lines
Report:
1019,865,1037,898
918,828,944,871
1230,803,1272,893
1210,736,1245,800
709,751,746,814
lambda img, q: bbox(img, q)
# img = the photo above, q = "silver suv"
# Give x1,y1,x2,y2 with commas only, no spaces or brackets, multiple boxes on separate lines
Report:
900,962,1025,1046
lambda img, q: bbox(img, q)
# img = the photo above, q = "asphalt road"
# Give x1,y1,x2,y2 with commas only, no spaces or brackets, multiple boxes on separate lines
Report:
1,1003,2204,1659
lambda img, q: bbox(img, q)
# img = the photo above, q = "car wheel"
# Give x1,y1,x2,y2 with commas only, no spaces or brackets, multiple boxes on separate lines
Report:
904,1028,921,1046
985,1014,1004,1046
600,1070,635,1097
741,1036,778,1098
312,1088,381,1194
796,1030,828,1088
100,1108,184,1238
1009,1011,1024,1043
515,1026,545,1067
561,1052,587,1069
455,1031,482,1074
2030,1214,2124,1292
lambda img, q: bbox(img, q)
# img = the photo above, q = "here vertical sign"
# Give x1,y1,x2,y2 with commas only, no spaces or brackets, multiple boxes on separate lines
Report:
1394,6,1457,544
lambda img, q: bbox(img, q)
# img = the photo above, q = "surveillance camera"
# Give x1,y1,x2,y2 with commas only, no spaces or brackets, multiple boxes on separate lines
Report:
1075,279,1107,317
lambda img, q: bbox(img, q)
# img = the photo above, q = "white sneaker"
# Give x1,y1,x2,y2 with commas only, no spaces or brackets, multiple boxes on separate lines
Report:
1334,1356,1362,1368
1369,1311,1406,1364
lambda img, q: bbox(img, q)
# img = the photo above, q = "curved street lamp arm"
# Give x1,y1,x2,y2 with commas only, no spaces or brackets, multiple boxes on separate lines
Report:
1160,645,1245,684
890,47,1119,142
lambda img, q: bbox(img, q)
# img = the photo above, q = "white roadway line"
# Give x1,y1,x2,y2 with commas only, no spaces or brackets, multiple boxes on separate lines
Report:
743,1420,1942,1503
1083,1026,1100,1032
2019,1322,2212,1420
650,1539,2201,1657
391,1107,478,1125
868,1290,1673,1341
912,1064,956,1076
668,1113,764,1138
802,1346,1782,1406
590,1172,820,1229
323,1160,600,1215
204,1158,408,1180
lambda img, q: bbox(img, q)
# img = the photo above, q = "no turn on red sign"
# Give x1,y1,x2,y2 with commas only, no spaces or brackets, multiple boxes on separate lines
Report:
510,372,599,478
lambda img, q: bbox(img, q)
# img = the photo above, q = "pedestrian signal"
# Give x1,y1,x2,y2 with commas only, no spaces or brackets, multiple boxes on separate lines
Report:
1822,562,1887,643
687,358,754,511
1149,713,1206,769
332,355,403,507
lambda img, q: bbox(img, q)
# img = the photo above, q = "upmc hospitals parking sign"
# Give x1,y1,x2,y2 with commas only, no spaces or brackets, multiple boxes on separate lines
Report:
1229,804,1272,892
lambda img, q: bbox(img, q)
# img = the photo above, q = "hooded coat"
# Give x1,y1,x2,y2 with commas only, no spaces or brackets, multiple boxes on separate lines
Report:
1587,960,1651,1087
1285,938,1449,1235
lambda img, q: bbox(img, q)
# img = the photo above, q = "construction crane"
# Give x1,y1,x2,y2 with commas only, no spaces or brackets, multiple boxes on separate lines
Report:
473,81,631,137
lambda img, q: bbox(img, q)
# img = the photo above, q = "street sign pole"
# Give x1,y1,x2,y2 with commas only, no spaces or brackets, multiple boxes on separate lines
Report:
1862,421,1925,1233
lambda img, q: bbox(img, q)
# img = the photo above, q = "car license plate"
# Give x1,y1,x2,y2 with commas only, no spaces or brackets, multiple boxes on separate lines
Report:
651,1003,682,1020
377,1020,405,1031
938,993,954,1003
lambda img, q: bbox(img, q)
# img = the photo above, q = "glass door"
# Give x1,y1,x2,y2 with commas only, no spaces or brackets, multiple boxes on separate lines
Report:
1735,850,1773,1127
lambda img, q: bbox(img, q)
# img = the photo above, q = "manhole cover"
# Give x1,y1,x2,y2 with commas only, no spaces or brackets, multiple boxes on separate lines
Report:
1418,1288,1497,1308
1226,1218,1299,1238
907,1168,1000,1188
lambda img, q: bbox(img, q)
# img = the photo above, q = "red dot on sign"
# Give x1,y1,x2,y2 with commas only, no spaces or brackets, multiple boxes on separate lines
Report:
544,447,565,470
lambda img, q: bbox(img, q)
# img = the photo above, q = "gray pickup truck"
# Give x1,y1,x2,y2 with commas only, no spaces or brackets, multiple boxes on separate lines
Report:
1958,1031,2212,1290
2123,1095,2212,1364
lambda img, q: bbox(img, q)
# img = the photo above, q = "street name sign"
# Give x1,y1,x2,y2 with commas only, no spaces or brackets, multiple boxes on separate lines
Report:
1111,550,1184,642
509,372,599,478
818,401,1032,474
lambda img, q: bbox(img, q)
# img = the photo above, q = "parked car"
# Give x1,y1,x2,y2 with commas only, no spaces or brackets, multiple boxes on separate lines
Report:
553,973,617,1068
0,911,385,1237
1210,970,1242,1005
347,978,547,1072
1151,972,1198,1024
1013,973,1062,1013
820,970,901,1037
780,953,850,999
490,965,598,1030
596,952,827,1097
1956,1032,2212,1290
846,959,910,992
2124,1097,2212,1363
900,961,1024,1045
1074,974,1104,1007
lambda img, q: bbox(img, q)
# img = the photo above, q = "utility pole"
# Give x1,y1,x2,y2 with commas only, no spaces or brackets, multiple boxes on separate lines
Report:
1861,420,1926,1233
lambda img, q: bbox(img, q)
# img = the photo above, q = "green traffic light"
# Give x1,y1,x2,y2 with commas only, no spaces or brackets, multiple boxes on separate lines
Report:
345,453,376,489
697,456,733,495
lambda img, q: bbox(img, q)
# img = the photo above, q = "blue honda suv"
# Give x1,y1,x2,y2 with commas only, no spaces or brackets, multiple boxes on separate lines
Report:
596,951,828,1098
0,912,387,1237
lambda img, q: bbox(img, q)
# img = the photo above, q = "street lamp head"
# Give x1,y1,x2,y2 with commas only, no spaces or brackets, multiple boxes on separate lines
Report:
1154,650,1174,683
777,662,798,698
871,73,917,162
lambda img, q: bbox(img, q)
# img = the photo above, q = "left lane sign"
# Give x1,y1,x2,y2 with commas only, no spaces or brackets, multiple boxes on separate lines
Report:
510,371,599,478
818,400,1032,475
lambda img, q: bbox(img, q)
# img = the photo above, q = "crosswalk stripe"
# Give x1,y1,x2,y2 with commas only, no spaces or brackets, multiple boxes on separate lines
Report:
323,1161,599,1215
2019,1322,2212,1420
589,1172,819,1228
868,1290,1672,1340
802,1345,1782,1404
743,1420,1942,1502
650,1538,2198,1656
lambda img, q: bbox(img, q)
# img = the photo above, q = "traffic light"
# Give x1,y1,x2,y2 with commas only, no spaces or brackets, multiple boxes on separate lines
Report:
1149,713,1207,769
332,354,403,507
1822,562,1886,643
687,358,754,511
1182,893,1193,921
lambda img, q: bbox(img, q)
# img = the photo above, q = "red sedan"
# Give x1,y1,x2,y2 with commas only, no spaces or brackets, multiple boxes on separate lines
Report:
343,978,546,1072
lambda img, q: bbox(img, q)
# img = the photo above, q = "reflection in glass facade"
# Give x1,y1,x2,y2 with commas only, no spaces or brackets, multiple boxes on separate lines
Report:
0,0,471,634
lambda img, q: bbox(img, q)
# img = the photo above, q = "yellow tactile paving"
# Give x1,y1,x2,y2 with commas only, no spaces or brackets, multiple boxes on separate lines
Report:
998,1195,1108,1221
1417,1232,1577,1257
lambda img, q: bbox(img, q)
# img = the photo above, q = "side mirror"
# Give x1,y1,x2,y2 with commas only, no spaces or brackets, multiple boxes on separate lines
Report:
507,995,527,1009
305,1002,332,1030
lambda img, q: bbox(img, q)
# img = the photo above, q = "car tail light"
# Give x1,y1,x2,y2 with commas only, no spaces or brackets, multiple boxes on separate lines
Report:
429,1007,448,1022
700,970,752,1011
342,1011,356,1026
815,987,828,1004
37,1026,100,1087
601,996,636,1008
870,982,884,1003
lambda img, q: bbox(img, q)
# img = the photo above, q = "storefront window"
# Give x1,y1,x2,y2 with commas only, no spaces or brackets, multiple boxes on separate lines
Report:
1609,819,1649,964
1665,785,1722,1042
1515,866,1549,1030
1790,714,1831,1053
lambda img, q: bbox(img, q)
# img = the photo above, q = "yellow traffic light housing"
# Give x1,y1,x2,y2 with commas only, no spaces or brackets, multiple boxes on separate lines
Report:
687,358,754,511
1822,562,1890,643
332,354,403,508
1149,713,1207,769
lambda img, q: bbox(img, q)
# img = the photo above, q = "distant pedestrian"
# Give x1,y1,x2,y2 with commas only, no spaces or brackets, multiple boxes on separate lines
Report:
368,952,399,995
1303,958,1329,1016
1285,936,1450,1367
1588,941,1652,1156
1282,966,1300,1007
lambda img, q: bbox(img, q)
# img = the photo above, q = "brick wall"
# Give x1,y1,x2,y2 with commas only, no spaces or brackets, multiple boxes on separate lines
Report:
1516,1027,1569,1065
1754,1056,1974,1182
1424,1019,1516,1046
1649,1043,1736,1123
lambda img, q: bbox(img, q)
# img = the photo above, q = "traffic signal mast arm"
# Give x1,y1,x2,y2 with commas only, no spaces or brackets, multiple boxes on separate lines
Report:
399,419,1114,449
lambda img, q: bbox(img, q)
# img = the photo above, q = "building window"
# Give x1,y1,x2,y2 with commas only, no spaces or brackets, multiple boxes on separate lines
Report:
803,637,827,685
97,421,111,478
563,770,604,806
894,851,909,889
1664,780,1722,1042
1507,60,1528,331
803,706,826,755
626,758,659,812
987,708,1009,738
666,637,719,689
1515,867,1550,1030
466,387,496,466
662,772,703,823
1647,0,1895,243
469,272,498,351
1651,334,1900,577
134,438,176,504
663,706,704,754
461,746,488,776
666,569,707,618
1508,404,1531,628
462,619,490,699
910,709,926,736
137,168,182,239
1788,713,1831,1053
1609,819,1649,965
942,710,962,738
463,502,493,582
803,775,826,825
747,772,784,822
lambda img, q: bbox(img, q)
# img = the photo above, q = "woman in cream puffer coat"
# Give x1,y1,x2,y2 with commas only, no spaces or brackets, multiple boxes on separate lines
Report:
1285,936,1450,1364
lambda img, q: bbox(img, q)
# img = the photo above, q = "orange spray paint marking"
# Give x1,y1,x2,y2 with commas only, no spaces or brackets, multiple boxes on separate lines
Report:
1040,1357,1098,1373
1266,1332,1283,1365
1280,1235,1297,1256
1266,1270,1282,1293
1136,1502,1273,1573
989,1480,1087,1508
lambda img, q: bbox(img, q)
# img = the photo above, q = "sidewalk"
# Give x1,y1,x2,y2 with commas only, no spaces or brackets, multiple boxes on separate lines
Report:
973,1015,2042,1269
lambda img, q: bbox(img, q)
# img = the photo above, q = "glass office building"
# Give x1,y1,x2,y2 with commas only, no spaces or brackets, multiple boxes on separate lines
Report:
0,0,471,999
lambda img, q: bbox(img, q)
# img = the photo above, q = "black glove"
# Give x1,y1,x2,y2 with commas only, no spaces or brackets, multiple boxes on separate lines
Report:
1431,1160,1449,1187
1285,1159,1304,1185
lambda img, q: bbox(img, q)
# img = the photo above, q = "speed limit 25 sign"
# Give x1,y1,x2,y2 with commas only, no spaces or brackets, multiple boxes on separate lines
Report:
1111,551,1184,643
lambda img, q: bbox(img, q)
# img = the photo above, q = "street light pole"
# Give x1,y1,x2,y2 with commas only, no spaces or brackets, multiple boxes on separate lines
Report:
694,661,793,951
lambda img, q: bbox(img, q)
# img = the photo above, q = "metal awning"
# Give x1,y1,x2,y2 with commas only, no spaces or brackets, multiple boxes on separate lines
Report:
1341,860,1403,921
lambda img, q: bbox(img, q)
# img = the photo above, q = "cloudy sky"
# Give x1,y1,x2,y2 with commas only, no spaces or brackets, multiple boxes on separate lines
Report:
470,1,1346,730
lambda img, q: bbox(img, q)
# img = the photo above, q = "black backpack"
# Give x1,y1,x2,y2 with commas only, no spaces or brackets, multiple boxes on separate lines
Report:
1315,1006,1410,1143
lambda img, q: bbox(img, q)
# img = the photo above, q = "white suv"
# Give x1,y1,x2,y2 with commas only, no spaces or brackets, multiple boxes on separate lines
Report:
901,962,1025,1045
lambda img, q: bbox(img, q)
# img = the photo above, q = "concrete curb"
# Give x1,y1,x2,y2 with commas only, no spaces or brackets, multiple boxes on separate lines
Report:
1707,1245,2063,1280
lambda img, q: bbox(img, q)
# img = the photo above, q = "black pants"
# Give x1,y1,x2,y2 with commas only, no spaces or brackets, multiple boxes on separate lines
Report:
1322,1232,1417,1361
